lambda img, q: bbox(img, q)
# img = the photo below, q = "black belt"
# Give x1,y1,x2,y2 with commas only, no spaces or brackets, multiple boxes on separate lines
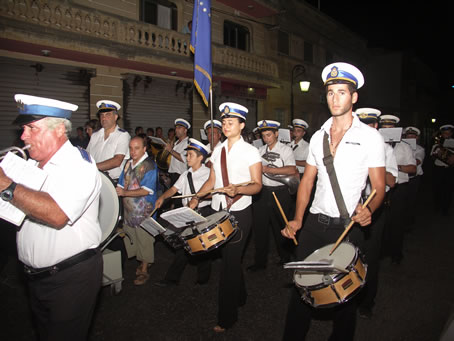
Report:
23,248,99,281
315,213,350,227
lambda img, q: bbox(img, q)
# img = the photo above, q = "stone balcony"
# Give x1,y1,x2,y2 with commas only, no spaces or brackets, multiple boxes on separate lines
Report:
0,0,279,85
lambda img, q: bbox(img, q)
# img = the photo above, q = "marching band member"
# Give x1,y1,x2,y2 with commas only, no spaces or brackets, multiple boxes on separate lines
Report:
86,100,131,182
0,94,103,340
430,124,454,215
290,119,310,177
189,102,262,332
204,119,223,168
403,126,425,225
281,63,386,340
356,108,398,319
248,120,296,272
154,138,212,287
165,118,190,207
379,115,416,264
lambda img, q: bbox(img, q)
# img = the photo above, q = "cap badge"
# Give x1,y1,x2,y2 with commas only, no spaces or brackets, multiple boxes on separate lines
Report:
223,106,230,114
330,66,339,78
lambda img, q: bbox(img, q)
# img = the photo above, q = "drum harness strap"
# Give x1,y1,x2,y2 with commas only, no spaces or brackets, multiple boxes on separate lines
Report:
221,147,243,244
322,132,351,229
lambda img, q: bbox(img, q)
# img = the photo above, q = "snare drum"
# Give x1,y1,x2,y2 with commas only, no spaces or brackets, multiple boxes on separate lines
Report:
294,242,367,308
180,211,238,254
98,172,122,248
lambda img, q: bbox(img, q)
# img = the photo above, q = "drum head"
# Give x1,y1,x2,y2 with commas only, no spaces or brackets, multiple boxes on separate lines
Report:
295,242,356,286
98,172,121,246
195,211,229,233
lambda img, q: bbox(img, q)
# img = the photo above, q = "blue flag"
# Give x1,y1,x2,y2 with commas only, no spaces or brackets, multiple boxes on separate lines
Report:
190,0,212,107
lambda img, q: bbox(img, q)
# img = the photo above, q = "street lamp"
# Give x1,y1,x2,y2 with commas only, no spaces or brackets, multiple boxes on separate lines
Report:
290,64,310,122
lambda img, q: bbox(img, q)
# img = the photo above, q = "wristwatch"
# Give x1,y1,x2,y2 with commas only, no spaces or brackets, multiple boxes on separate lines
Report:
1,181,17,202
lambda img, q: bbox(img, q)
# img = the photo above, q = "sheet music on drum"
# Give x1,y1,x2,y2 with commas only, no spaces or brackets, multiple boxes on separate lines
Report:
0,152,48,226
379,127,403,143
278,128,291,144
140,217,167,237
160,207,207,228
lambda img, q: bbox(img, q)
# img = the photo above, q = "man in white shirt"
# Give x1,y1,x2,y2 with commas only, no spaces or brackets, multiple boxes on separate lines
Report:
282,63,386,341
290,118,310,177
86,100,131,182
165,118,190,207
204,119,223,168
189,102,262,332
379,115,416,265
248,120,297,272
0,94,102,340
356,107,398,319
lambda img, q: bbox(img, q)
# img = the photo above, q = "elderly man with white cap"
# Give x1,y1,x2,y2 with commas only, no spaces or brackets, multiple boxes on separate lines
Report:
86,100,131,182
0,94,103,340
281,63,386,341
290,118,310,177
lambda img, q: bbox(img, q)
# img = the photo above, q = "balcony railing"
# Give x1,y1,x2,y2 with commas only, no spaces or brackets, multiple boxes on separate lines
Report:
1,0,278,79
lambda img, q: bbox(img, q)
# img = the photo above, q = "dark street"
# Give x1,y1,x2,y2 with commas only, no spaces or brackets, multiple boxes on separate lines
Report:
1,168,453,341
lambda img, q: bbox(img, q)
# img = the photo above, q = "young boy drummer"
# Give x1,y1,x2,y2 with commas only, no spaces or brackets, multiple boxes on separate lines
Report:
189,102,262,332
154,138,212,286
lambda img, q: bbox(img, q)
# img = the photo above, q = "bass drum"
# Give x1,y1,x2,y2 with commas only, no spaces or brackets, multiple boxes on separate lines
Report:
98,172,122,247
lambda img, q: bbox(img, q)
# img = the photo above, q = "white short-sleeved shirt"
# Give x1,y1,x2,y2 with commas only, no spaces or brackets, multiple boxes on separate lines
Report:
307,114,386,217
414,144,425,176
259,141,296,187
17,140,102,268
365,142,397,195
392,141,416,184
169,136,188,175
290,138,309,173
174,165,211,207
210,137,262,211
87,125,131,180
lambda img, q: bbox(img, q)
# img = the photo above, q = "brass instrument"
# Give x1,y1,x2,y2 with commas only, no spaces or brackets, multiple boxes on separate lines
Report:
433,133,454,167
263,164,300,195
0,145,31,160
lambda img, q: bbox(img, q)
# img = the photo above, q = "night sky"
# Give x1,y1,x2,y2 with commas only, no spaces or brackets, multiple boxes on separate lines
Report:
305,1,451,117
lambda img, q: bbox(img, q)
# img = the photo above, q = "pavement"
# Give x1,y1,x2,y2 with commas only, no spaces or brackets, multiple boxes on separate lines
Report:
1,168,453,341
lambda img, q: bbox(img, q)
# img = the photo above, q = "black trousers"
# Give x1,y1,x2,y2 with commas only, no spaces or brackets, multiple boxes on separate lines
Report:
432,166,454,215
27,251,103,341
217,206,252,329
282,213,364,341
359,204,386,309
164,206,214,283
252,186,294,266
383,182,410,261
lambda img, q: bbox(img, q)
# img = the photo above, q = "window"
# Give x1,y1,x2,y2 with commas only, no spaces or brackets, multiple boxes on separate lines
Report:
140,0,177,31
224,21,250,51
304,41,313,63
277,30,289,55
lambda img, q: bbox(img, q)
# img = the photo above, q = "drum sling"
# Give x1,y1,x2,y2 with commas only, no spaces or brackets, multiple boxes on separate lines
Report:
221,147,242,210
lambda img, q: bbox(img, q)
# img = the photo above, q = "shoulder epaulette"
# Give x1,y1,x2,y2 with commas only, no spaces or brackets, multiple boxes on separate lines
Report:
118,128,126,133
77,146,92,163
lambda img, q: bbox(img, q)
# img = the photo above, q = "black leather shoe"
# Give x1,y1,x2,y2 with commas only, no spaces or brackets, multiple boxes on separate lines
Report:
246,264,266,273
154,279,178,287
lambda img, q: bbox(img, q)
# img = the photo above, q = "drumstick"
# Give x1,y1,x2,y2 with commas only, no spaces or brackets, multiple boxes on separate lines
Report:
171,181,255,199
329,189,377,255
272,192,298,246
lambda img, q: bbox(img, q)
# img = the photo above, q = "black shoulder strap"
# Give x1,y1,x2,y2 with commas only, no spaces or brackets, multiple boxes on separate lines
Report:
187,171,196,194
322,132,349,219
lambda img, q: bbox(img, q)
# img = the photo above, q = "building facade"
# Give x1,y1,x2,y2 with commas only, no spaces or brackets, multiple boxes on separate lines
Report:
0,0,368,148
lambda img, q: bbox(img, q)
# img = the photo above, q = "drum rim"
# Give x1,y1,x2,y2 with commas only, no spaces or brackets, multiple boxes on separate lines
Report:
98,171,122,247
293,241,360,288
